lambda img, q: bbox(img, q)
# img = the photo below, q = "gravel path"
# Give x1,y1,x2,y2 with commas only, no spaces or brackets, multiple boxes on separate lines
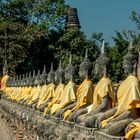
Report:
0,118,15,140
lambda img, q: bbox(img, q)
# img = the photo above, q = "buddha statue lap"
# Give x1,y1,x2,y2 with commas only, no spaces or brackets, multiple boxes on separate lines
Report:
63,49,94,122
125,118,140,140
96,42,140,136
74,41,115,127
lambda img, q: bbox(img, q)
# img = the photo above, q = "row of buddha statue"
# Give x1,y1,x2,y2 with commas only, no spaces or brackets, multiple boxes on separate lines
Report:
2,41,140,140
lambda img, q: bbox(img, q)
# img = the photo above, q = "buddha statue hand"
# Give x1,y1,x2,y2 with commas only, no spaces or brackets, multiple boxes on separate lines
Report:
106,119,133,135
54,109,65,118
125,118,140,134
125,122,133,134
83,113,102,127
73,108,88,120
95,107,117,128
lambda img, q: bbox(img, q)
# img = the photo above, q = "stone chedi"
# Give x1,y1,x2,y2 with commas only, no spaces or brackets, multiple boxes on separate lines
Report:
97,42,140,136
65,7,81,30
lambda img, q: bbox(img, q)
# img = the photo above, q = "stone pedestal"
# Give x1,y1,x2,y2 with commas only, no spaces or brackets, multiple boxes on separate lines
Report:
94,131,124,140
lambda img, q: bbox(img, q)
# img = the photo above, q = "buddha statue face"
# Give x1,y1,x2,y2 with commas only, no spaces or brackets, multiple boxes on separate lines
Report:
65,70,69,81
47,72,54,83
123,59,133,75
79,68,87,79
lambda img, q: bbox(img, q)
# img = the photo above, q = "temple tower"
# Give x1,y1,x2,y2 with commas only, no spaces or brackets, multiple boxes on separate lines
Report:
65,7,81,30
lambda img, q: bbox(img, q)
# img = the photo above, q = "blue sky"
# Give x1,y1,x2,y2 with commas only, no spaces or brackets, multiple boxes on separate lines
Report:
65,0,140,45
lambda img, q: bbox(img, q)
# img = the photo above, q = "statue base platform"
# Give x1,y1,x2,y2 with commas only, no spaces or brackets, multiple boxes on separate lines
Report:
94,131,124,140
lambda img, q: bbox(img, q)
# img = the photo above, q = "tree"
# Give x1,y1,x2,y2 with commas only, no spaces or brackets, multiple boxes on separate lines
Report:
0,0,67,75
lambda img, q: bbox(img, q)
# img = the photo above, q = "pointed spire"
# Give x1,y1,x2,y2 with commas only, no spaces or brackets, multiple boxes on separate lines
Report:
59,60,62,68
37,69,40,76
29,71,31,78
43,65,46,73
50,63,54,71
85,48,88,59
19,74,21,80
128,41,135,51
26,72,28,78
101,40,105,54
69,54,72,64
33,70,35,77
17,75,19,80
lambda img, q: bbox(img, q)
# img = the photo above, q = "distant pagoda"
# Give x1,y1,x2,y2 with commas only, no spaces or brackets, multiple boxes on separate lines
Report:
65,7,81,30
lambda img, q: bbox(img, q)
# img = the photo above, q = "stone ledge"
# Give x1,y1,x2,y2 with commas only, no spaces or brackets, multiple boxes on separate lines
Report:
94,131,124,140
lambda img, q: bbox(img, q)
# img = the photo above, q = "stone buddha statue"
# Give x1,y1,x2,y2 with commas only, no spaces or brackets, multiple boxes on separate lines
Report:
18,72,32,103
43,61,65,116
27,70,42,107
73,41,115,127
37,63,55,111
24,70,39,105
10,75,22,101
51,55,76,116
96,42,140,136
63,49,94,121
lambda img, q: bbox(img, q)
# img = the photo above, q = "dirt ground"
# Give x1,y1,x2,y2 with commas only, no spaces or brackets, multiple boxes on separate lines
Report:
0,118,15,140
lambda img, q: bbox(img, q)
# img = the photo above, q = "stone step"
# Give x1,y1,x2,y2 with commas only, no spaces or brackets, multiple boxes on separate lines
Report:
94,131,124,140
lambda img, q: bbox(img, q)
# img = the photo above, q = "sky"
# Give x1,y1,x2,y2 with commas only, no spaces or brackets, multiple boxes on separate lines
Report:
65,0,140,45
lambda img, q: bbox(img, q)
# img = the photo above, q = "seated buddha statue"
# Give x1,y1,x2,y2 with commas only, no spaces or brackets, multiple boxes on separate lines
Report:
43,61,65,115
73,41,115,127
51,55,77,116
63,49,94,121
14,73,29,102
20,70,36,105
96,42,140,136
36,64,55,111
17,72,32,103
25,70,41,106
27,70,42,107
10,75,22,101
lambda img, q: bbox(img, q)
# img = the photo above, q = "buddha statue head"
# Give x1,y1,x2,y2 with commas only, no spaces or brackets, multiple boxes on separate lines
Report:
123,42,138,76
17,75,21,87
94,41,110,78
47,63,55,84
15,75,18,87
34,70,41,86
20,74,25,87
79,49,92,80
41,65,47,85
65,55,76,82
26,71,31,86
55,60,65,84
3,59,8,75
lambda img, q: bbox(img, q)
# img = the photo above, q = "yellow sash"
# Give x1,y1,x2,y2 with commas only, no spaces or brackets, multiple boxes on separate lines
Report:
51,81,76,114
63,79,94,120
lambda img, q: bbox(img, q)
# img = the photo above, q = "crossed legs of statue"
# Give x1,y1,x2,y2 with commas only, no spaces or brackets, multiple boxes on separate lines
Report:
67,106,88,122
77,112,103,127
38,99,52,112
104,118,133,136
